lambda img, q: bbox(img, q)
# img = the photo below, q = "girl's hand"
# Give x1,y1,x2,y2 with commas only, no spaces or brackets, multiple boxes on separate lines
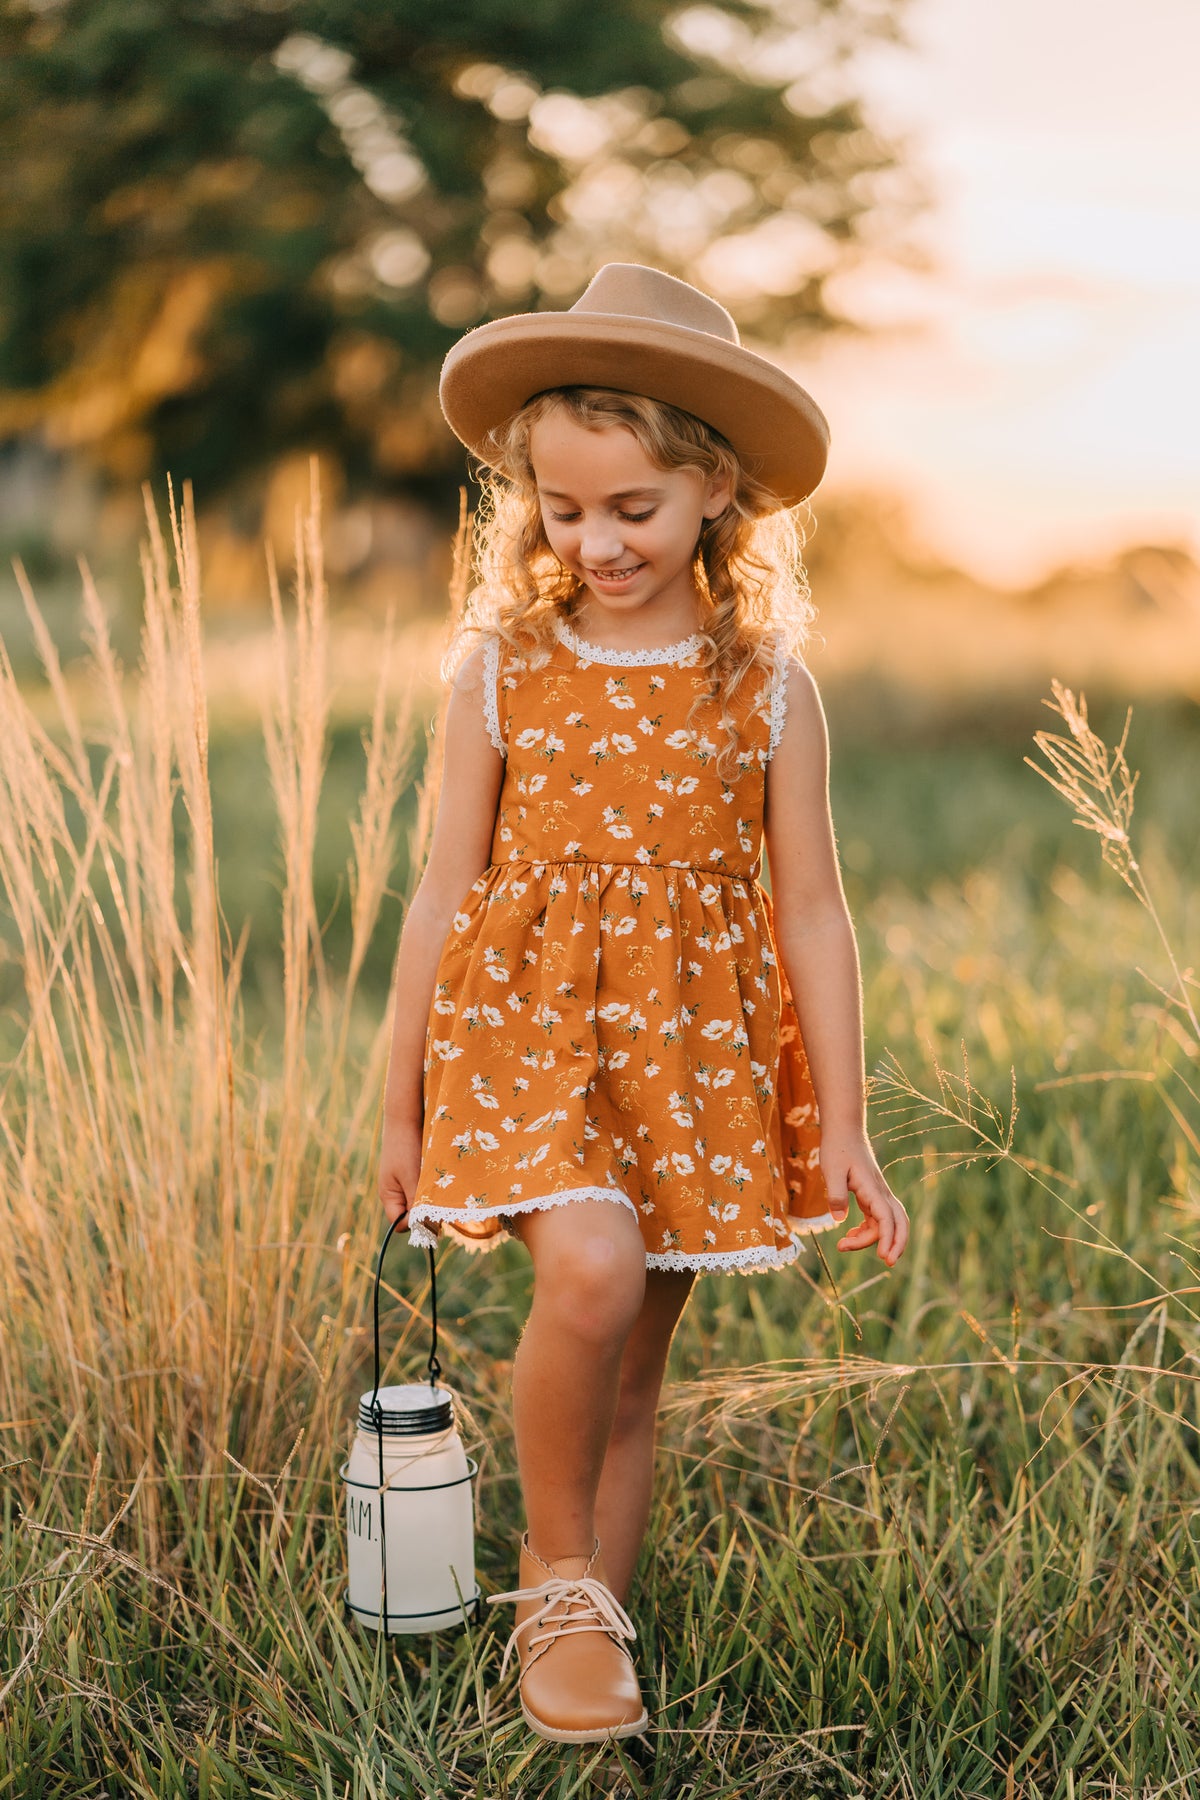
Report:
820,1130,908,1267
379,1116,424,1227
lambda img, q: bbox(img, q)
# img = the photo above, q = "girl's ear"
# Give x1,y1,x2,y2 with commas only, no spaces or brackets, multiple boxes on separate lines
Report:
702,471,734,520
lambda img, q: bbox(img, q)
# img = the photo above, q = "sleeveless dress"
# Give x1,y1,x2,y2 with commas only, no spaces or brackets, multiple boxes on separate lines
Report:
405,613,838,1273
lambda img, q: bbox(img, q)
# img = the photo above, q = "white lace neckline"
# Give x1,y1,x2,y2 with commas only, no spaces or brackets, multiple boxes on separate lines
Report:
554,615,704,667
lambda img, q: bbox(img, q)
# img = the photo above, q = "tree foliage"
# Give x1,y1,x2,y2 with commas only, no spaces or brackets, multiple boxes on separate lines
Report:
0,0,918,501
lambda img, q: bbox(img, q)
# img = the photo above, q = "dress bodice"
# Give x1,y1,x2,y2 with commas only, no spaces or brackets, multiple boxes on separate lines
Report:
484,617,788,879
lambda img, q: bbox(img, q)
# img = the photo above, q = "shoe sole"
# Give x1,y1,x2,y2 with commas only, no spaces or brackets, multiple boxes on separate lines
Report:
519,1698,650,1744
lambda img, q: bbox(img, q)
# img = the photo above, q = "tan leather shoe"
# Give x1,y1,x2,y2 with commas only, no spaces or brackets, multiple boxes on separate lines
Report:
486,1533,649,1743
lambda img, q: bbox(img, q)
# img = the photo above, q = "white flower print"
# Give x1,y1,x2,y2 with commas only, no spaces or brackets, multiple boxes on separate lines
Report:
527,1106,569,1132
701,1018,733,1040
611,733,637,754
711,1153,733,1174
571,779,593,796
432,1040,464,1061
671,1152,695,1175
474,1129,500,1151
515,727,545,749
453,911,472,932
597,1001,631,1023
606,678,636,709
481,948,509,982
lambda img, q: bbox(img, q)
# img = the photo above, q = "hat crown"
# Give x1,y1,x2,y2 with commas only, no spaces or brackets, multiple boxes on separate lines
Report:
569,262,741,348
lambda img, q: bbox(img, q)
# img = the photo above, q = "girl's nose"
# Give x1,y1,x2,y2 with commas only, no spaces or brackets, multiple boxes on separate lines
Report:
578,520,627,566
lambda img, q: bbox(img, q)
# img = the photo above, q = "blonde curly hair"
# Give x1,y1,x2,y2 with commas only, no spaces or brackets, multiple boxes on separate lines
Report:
441,385,817,781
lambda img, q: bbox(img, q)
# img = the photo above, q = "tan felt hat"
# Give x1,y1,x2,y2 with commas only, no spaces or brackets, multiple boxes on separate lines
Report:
438,261,830,507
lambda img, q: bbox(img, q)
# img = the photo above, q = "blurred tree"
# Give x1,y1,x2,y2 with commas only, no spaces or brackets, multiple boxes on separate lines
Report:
0,0,922,505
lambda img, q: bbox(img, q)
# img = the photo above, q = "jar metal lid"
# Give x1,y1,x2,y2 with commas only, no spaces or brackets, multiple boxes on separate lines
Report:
358,1383,454,1437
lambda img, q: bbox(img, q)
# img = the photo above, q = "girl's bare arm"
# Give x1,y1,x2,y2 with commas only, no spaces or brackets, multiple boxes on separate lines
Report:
763,658,908,1265
382,643,505,1132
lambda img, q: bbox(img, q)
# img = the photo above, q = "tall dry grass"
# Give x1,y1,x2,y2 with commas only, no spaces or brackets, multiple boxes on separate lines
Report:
0,463,446,1558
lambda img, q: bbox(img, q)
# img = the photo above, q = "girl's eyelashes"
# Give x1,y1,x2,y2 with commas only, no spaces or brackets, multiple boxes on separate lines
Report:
547,509,657,524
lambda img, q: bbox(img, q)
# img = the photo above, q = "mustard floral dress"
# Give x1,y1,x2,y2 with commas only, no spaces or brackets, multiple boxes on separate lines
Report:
406,613,838,1273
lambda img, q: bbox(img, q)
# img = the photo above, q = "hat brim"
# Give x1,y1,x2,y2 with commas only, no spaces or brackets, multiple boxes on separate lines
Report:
438,311,829,507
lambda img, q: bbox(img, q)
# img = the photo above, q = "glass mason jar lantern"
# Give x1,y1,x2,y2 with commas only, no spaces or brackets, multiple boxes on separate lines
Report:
341,1220,480,1635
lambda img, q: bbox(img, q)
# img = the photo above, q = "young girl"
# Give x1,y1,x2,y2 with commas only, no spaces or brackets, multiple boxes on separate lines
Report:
378,263,908,1745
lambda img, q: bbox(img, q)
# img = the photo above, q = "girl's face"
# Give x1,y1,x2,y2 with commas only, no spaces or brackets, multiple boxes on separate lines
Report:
528,410,731,630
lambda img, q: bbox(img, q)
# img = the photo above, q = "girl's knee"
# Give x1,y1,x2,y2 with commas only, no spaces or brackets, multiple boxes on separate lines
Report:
534,1214,646,1343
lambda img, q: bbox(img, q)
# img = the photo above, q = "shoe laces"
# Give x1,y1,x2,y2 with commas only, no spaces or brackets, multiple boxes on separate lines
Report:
486,1574,638,1682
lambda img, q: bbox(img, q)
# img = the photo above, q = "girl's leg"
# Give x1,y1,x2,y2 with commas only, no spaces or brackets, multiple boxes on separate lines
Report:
594,1269,696,1605
508,1198,648,1563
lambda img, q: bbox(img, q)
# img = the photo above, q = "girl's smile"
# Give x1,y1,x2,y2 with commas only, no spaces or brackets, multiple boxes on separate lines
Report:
529,410,730,640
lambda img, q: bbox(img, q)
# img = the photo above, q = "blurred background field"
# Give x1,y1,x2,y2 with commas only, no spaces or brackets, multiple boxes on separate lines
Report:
2,0,1199,1794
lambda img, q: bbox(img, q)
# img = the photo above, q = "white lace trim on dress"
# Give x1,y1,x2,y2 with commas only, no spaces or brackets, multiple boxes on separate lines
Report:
407,1189,841,1268
787,1209,841,1234
406,1185,639,1248
645,1242,799,1273
554,616,705,667
482,632,505,757
766,631,790,761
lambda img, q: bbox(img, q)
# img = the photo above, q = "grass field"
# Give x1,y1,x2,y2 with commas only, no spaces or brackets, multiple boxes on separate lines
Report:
1,483,1199,1797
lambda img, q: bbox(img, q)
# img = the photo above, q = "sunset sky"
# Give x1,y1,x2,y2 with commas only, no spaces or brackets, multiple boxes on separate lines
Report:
794,0,1200,586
